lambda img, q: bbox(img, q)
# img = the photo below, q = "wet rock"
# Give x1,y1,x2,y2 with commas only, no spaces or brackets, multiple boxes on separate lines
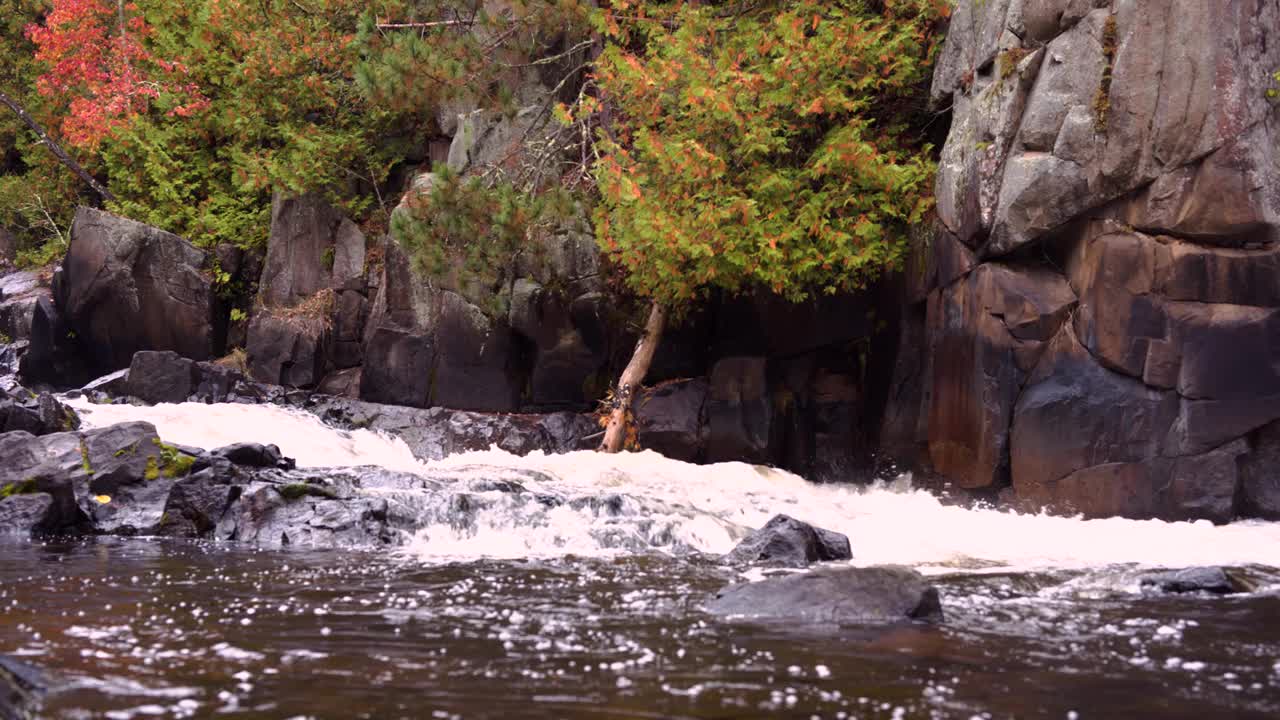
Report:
0,387,79,436
706,566,943,624
1139,567,1253,595
635,379,707,462
0,654,45,720
125,351,195,404
304,394,595,461
57,207,220,373
316,367,362,399
81,369,129,398
722,514,851,568
0,421,195,535
208,442,294,470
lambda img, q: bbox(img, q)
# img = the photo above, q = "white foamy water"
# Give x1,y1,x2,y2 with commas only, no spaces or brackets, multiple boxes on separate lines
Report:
66,398,1280,572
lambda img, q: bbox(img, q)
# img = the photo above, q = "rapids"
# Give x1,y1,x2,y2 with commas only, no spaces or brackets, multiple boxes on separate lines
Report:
64,398,1280,572
1,397,1275,718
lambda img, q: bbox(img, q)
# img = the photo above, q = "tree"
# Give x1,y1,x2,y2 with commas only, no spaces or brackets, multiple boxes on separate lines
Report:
590,0,948,452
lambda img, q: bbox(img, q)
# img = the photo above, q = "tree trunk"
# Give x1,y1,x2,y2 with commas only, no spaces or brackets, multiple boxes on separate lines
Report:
599,301,667,453
0,89,115,203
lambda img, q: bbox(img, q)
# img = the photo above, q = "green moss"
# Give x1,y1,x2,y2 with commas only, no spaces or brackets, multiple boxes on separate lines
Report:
277,483,338,501
998,47,1030,81
150,438,196,479
144,456,160,481
321,246,335,271
61,408,81,432
79,441,92,474
114,441,140,458
0,479,39,499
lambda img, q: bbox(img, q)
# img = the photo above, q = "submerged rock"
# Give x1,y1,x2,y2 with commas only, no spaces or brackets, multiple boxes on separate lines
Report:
706,566,943,624
0,654,45,720
1139,567,1254,595
722,514,851,568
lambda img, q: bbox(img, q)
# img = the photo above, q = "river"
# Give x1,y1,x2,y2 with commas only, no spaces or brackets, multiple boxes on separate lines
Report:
2,399,1278,718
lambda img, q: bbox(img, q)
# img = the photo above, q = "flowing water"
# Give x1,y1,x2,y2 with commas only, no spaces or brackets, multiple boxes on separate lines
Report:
2,400,1279,718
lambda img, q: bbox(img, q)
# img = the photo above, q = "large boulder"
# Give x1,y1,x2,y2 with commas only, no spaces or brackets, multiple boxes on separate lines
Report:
246,311,329,388
359,239,525,412
635,379,707,462
705,566,943,624
124,350,195,404
258,193,367,307
722,514,852,568
56,207,221,373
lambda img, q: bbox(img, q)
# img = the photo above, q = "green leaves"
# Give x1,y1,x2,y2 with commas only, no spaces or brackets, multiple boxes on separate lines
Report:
594,0,946,305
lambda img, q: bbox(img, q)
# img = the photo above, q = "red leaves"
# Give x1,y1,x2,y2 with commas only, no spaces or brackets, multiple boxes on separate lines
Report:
28,0,205,148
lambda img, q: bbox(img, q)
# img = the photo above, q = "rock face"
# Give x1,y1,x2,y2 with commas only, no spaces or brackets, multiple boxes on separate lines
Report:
722,514,852,568
56,208,222,374
909,0,1280,521
705,566,943,624
245,193,367,388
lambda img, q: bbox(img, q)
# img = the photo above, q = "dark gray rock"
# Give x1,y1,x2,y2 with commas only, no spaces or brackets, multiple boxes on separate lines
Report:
259,193,366,308
246,313,328,388
209,442,294,469
1139,567,1253,595
0,421,195,535
0,388,78,437
316,367,362,399
125,351,194,404
706,566,943,624
359,327,433,407
635,379,707,462
1241,419,1280,519
18,295,88,387
57,207,220,373
722,514,851,568
705,357,772,464
0,270,45,342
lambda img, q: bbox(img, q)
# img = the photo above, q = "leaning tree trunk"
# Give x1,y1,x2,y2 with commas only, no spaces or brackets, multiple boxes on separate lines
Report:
599,301,667,453
0,89,115,203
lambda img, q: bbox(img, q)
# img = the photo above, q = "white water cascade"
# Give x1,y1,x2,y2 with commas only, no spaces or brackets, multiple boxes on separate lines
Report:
66,398,1280,573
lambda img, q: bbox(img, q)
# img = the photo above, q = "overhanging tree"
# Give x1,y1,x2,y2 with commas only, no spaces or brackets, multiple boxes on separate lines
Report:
589,0,948,452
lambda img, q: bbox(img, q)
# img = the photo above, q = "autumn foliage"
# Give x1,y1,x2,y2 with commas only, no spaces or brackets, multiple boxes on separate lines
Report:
26,0,205,149
590,0,947,306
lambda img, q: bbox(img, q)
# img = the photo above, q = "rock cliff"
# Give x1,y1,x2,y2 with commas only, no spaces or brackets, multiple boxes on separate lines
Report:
901,0,1280,521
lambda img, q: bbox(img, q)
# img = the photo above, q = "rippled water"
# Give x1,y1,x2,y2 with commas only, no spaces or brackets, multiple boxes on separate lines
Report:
2,399,1277,718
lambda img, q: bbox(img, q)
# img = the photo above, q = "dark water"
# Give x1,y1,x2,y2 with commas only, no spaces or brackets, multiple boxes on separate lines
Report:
2,538,1279,719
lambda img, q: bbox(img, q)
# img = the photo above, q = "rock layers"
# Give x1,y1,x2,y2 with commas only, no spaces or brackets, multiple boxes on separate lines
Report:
906,0,1280,521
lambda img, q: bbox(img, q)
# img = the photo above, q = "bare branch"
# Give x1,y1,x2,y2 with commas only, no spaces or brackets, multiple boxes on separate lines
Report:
0,89,115,202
